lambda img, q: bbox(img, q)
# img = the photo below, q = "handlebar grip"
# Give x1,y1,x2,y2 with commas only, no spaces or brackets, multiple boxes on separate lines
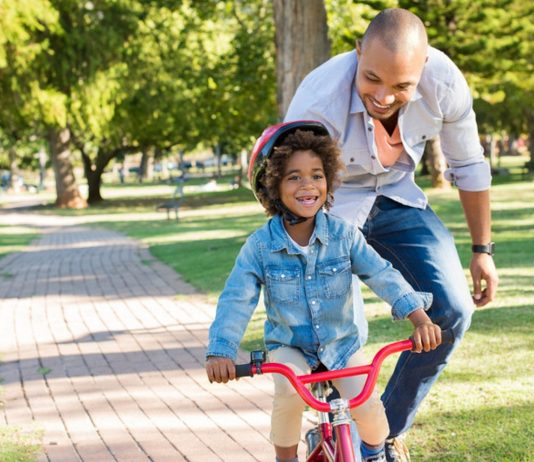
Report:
409,328,455,350
441,328,455,344
235,364,253,378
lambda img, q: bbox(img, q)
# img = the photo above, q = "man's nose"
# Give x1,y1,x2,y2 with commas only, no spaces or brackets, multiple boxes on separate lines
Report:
374,87,395,105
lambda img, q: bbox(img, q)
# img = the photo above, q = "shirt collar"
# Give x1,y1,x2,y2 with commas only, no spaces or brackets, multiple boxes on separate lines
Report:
269,209,329,252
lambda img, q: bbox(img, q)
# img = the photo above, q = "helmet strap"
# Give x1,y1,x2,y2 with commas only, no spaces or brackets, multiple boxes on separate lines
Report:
274,199,308,226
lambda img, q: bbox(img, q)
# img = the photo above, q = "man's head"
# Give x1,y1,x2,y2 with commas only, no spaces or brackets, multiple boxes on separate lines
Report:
356,8,428,122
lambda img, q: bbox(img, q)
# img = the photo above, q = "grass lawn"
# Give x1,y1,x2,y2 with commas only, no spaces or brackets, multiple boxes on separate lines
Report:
0,225,38,260
0,155,532,460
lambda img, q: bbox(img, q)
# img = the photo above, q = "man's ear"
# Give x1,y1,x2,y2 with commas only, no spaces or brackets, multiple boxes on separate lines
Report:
356,40,361,57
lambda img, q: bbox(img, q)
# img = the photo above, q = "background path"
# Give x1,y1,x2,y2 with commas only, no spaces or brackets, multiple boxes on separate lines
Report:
0,211,311,461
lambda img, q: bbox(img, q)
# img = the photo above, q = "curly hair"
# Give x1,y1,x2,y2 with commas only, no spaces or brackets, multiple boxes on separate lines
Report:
256,129,346,216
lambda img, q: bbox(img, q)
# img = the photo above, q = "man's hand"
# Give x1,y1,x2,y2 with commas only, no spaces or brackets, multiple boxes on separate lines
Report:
206,356,236,383
470,253,498,306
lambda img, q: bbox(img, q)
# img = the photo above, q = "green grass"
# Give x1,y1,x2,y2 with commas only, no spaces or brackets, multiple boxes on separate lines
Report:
0,225,38,259
0,427,42,462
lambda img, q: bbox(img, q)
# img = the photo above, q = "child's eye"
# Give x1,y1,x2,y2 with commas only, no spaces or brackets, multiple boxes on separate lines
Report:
313,174,324,180
288,175,300,181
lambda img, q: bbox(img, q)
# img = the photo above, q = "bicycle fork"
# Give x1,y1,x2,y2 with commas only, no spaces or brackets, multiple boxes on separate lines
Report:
306,384,357,462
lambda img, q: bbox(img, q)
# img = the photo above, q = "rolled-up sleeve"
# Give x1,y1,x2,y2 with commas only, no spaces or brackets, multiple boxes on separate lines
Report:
390,291,433,321
439,62,492,191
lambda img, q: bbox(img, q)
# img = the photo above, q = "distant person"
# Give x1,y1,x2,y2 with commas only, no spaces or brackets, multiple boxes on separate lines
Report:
205,122,442,462
285,8,498,461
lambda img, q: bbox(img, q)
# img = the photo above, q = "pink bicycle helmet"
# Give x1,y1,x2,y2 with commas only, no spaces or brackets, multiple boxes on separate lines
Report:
248,120,330,201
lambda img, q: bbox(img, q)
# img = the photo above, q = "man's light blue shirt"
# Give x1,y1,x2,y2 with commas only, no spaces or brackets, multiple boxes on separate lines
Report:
285,47,492,227
207,210,432,370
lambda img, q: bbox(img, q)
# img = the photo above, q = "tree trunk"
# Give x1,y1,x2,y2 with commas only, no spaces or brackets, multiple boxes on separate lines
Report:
528,123,534,172
81,149,104,204
48,127,86,208
138,148,154,183
424,136,450,189
8,147,21,192
273,0,330,119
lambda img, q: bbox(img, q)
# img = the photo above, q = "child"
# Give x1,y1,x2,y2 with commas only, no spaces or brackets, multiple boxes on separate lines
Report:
205,121,442,462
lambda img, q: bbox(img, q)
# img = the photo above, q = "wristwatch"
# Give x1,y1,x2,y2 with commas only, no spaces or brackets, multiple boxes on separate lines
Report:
472,242,495,256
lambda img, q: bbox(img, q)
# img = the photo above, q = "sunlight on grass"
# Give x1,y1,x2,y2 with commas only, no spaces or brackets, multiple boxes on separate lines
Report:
0,226,38,258
0,426,42,462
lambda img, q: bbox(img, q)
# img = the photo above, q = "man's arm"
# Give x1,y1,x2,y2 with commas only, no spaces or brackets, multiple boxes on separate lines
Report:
458,189,498,306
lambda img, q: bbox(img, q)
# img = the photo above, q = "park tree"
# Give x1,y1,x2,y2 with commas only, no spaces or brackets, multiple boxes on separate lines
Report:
0,0,58,190
273,0,331,119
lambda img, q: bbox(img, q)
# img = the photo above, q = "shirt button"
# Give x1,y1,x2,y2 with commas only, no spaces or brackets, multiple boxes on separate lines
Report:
422,135,427,140
315,324,320,329
307,275,312,280
368,127,372,132
371,155,376,159
319,347,324,352
332,268,337,273
350,157,354,162
311,300,316,305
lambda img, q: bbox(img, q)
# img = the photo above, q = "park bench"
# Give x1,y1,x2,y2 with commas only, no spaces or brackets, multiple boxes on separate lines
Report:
157,180,184,221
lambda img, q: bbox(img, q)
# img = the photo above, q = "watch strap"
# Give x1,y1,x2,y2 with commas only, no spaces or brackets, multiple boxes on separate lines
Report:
472,242,495,255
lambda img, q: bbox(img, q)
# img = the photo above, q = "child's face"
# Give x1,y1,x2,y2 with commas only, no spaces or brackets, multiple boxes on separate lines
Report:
279,149,327,220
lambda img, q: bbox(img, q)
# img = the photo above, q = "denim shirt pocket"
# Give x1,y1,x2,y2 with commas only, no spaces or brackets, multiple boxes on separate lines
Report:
266,266,301,305
318,257,352,299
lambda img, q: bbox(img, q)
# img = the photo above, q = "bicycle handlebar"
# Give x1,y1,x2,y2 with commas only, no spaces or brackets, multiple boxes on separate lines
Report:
235,330,454,413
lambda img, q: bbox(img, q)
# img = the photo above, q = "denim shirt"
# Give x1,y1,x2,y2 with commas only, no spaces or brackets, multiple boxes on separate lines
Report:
206,210,432,370
285,47,491,227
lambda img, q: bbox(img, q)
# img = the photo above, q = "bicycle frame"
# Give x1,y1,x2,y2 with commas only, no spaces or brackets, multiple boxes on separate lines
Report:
234,332,453,462
236,338,414,462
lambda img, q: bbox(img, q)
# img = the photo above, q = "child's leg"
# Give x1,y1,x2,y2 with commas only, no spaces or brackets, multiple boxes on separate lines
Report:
269,347,309,460
333,350,389,447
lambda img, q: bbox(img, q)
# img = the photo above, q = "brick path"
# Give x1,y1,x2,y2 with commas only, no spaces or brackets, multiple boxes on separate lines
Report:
0,212,312,461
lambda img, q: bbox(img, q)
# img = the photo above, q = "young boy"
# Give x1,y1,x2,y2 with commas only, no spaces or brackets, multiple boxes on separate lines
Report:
205,121,442,462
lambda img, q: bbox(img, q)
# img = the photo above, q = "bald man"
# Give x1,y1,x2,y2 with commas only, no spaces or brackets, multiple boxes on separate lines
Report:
285,8,498,462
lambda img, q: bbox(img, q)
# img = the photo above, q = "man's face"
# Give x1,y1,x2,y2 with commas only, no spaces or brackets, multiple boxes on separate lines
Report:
355,38,427,122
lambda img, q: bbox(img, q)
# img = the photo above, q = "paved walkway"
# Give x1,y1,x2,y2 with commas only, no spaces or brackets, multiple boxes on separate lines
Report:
0,211,312,461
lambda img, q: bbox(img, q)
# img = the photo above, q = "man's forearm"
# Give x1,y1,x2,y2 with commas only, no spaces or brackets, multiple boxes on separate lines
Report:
458,189,492,244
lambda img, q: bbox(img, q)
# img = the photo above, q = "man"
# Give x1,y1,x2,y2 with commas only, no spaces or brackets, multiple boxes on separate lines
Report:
285,8,498,462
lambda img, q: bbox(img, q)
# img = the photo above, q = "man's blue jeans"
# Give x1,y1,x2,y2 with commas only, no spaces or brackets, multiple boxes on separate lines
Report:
361,196,473,438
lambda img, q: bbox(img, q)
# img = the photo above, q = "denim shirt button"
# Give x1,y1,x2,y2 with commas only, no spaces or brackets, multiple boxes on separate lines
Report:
311,300,316,304
315,324,319,329
307,275,312,280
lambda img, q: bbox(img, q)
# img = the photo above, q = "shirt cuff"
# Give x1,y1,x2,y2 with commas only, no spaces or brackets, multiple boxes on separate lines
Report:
444,161,492,191
206,338,239,361
391,291,433,320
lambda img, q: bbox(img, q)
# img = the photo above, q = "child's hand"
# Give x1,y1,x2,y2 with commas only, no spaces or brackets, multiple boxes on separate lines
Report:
407,308,442,353
206,356,236,383
411,322,442,353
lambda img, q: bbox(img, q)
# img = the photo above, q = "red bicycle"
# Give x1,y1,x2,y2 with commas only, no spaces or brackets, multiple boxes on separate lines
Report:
235,331,453,462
